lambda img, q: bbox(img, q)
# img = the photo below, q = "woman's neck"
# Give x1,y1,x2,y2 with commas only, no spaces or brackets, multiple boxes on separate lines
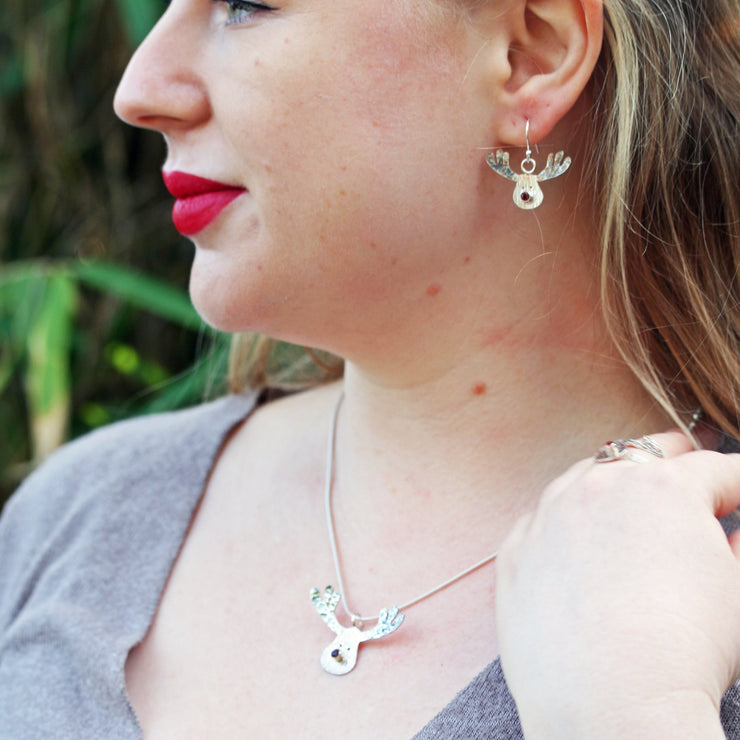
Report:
334,331,671,538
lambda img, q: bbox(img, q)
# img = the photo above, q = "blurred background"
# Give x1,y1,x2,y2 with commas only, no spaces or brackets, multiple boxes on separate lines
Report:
0,0,232,508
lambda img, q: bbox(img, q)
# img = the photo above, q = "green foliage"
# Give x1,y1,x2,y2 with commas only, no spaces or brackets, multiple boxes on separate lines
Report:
75,261,203,331
113,0,163,45
0,0,233,505
0,256,232,498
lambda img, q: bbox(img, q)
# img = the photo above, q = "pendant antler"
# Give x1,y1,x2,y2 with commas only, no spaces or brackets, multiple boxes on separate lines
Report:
311,586,343,635
363,606,404,641
310,586,404,675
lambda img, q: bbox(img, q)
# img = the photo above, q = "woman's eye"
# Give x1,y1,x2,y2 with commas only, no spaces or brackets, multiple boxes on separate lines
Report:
215,0,273,26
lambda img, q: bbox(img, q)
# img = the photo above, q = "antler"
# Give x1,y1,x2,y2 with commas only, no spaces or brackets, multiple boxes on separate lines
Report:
360,606,405,642
311,592,406,674
536,151,571,182
485,151,518,181
310,586,344,636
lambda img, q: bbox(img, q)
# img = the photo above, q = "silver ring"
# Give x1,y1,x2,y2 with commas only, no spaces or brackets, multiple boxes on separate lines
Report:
594,436,665,464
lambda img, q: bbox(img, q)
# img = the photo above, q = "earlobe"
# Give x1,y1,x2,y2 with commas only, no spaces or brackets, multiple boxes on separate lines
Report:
492,0,603,146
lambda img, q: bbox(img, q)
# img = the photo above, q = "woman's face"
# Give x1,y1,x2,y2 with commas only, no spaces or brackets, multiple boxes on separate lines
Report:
115,0,496,348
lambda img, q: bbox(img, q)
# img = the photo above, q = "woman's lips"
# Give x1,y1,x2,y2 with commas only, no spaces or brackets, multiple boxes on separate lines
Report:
162,171,247,236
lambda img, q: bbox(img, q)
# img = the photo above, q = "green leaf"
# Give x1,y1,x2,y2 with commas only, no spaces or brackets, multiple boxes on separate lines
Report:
74,260,204,331
0,265,54,346
24,271,78,458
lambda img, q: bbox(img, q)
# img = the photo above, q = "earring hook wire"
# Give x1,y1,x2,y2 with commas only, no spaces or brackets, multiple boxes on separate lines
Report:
521,119,536,173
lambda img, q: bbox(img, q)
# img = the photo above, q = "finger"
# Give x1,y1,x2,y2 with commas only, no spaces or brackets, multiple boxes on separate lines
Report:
615,429,695,458
669,451,740,518
545,430,695,498
590,430,694,467
589,430,740,519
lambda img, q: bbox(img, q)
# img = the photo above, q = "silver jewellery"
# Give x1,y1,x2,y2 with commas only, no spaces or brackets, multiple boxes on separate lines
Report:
311,393,499,675
596,408,702,463
688,408,703,432
486,120,571,210
310,587,404,676
594,436,665,464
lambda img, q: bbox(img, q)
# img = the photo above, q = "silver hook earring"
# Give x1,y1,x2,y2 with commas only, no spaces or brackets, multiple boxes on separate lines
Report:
486,120,571,210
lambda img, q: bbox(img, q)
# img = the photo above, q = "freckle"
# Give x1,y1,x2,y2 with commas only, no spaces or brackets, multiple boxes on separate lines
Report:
426,283,442,297
372,121,380,128
472,382,487,396
339,189,346,197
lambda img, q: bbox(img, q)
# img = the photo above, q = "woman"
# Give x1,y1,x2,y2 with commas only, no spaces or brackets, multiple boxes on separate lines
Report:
2,0,740,737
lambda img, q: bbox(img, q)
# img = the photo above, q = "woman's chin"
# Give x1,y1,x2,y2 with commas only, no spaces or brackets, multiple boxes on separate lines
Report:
189,286,257,334
189,273,303,342
188,270,254,333
187,250,264,333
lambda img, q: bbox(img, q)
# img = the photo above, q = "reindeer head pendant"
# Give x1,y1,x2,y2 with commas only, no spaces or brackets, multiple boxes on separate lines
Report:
486,149,571,210
311,586,404,675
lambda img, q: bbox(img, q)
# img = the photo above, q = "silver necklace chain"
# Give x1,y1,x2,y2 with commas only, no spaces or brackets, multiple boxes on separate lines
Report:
324,392,499,627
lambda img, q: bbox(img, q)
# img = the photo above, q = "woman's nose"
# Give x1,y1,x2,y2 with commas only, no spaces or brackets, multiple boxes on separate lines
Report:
114,3,210,133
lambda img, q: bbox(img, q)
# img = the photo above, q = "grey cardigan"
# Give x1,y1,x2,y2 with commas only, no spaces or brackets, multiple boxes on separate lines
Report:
1,395,739,739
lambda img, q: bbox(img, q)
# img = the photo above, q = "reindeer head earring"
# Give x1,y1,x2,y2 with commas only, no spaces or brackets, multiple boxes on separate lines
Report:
486,120,571,210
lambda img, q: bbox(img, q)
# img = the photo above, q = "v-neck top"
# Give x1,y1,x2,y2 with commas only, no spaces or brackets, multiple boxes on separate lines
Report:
1,395,739,739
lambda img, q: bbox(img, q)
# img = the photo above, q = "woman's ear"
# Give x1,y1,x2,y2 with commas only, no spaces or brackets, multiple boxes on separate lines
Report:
472,0,603,146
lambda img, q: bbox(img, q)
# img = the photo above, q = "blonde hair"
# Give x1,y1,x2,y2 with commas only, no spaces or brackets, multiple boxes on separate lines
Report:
593,0,740,436
228,334,342,393
230,0,740,439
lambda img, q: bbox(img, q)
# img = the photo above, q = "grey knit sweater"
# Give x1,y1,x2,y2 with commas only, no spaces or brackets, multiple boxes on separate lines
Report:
1,395,739,739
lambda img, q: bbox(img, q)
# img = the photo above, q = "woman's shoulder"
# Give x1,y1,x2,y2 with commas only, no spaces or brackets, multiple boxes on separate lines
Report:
0,393,256,627
2,392,257,524
48,392,256,477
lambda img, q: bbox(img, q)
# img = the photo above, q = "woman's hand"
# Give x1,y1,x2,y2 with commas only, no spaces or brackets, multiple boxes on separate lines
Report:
496,432,740,739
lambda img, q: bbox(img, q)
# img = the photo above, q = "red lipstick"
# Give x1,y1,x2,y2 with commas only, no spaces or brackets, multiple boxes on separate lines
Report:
163,172,246,236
